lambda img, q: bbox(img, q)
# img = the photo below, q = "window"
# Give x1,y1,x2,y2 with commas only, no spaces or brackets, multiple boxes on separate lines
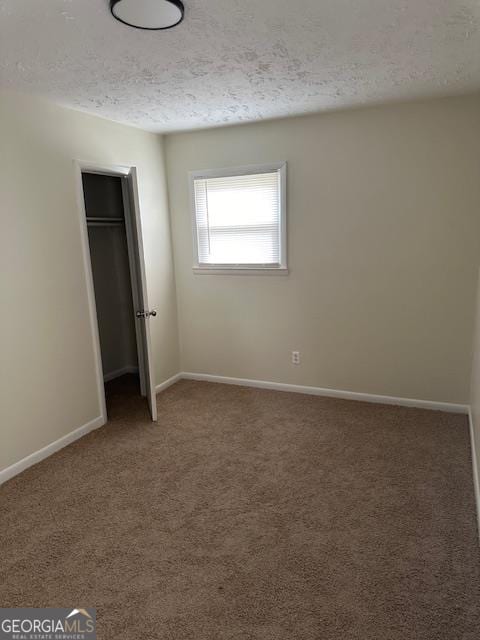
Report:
190,162,287,274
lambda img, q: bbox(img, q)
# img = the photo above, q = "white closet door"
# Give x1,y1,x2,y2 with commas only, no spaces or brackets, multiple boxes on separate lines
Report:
122,170,157,422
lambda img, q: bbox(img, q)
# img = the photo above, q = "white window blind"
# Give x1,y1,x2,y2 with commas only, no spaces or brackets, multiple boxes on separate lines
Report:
192,166,285,269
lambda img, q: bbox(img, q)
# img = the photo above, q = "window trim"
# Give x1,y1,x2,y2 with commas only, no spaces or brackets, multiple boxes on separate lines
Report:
189,162,288,274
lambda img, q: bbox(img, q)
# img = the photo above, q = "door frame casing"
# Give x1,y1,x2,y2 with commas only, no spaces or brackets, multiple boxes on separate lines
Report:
74,160,157,422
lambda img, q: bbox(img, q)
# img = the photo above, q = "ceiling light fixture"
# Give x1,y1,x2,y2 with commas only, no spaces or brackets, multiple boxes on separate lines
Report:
110,0,184,30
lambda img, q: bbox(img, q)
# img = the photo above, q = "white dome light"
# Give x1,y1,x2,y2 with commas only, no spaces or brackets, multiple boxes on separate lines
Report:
110,0,184,30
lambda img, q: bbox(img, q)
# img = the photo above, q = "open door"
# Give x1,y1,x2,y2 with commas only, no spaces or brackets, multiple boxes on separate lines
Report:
76,161,158,423
121,169,158,422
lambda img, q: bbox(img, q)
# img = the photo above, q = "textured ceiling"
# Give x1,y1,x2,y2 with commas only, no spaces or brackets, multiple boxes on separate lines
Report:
1,0,480,132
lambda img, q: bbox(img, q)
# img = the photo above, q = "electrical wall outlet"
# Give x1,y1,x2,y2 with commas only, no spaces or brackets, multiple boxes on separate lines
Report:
291,351,300,365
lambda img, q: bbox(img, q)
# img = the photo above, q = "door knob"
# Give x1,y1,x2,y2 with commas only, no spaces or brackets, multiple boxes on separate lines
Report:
136,310,157,319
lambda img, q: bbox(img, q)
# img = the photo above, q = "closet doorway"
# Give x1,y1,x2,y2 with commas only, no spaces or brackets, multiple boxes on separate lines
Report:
76,162,157,422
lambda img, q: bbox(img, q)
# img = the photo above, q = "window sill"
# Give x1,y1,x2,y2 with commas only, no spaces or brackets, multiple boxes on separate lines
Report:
193,267,289,276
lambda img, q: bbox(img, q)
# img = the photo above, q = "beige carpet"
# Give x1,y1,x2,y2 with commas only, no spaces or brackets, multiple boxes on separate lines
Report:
1,376,480,639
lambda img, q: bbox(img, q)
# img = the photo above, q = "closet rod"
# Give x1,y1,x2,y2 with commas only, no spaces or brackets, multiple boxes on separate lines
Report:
86,216,124,224
87,222,124,227
87,223,124,229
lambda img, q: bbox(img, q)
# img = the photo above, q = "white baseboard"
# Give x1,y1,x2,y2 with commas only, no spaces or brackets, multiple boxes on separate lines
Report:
1,372,469,492
468,409,480,542
103,366,138,383
0,415,105,486
155,373,183,394
180,372,469,414
1,370,180,486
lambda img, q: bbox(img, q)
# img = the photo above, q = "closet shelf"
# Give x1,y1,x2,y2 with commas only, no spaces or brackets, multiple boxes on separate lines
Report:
86,216,125,226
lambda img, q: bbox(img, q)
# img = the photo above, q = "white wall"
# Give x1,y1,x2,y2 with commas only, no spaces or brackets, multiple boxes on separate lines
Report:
165,94,480,404
0,90,179,472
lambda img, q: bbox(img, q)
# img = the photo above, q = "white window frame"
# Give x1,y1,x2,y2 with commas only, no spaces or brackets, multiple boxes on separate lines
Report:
189,162,288,275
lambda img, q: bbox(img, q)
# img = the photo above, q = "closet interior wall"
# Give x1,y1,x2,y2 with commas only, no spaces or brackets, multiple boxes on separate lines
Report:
82,173,138,382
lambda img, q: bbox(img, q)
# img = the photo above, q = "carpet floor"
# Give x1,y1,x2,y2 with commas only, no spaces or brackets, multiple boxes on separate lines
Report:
1,376,480,639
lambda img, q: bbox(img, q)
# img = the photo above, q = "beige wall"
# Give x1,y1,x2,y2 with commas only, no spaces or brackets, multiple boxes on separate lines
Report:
2,90,480,476
0,91,179,472
165,94,480,403
469,269,480,525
